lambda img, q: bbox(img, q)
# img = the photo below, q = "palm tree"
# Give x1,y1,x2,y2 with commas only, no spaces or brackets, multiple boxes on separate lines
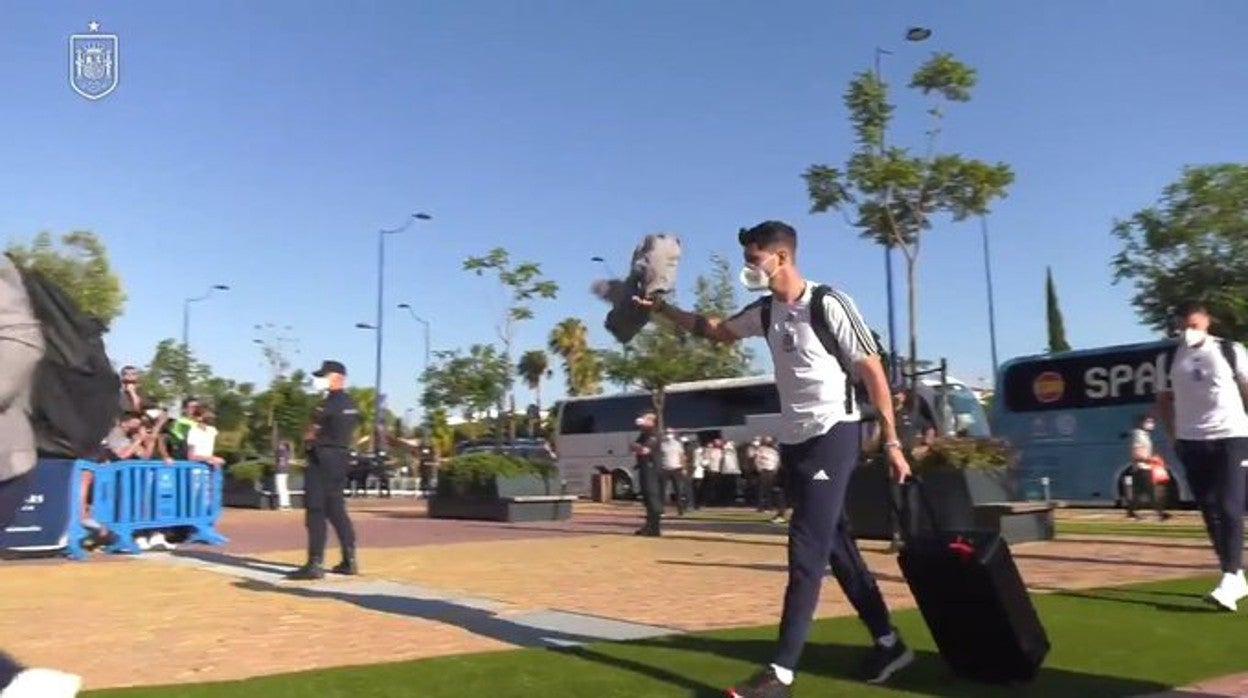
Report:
517,350,551,435
548,317,601,396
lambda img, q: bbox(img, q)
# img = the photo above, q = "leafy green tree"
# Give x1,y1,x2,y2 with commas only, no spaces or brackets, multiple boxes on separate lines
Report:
464,248,559,441
548,317,602,396
246,370,320,453
250,324,301,454
420,344,510,438
139,339,212,406
601,291,750,432
802,52,1013,387
517,349,552,435
691,255,755,377
1045,266,1071,353
1111,163,1248,341
5,230,126,326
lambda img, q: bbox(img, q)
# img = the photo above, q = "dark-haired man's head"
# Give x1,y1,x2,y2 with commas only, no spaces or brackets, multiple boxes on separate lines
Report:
1175,301,1212,347
737,221,800,294
119,365,139,385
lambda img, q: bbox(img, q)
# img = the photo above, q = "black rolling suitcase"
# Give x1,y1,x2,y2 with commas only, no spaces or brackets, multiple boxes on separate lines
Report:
896,478,1050,684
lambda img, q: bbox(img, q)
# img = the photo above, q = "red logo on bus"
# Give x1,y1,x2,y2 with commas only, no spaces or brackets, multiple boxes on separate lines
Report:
1032,371,1065,403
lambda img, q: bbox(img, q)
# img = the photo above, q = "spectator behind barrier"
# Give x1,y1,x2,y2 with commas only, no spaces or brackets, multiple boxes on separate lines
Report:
186,408,224,468
167,397,200,459
118,365,143,414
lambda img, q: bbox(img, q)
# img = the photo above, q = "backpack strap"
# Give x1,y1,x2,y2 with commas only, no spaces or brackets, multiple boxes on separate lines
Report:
1216,338,1248,412
809,285,856,413
759,296,772,342
1217,338,1238,375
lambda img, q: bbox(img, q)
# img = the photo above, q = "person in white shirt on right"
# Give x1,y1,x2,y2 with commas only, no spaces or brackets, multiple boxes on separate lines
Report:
658,429,688,516
1156,301,1248,612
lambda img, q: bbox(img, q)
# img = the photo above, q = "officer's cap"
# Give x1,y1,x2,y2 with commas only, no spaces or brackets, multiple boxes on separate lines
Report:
312,359,347,377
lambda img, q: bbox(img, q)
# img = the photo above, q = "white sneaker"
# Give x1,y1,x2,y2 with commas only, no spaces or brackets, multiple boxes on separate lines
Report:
1206,573,1244,612
148,533,174,551
134,535,151,551
0,668,82,697
1232,571,1248,601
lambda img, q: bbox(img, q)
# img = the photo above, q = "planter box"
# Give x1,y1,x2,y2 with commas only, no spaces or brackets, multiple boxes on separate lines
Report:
846,461,1054,545
427,496,574,522
222,473,306,510
429,474,571,522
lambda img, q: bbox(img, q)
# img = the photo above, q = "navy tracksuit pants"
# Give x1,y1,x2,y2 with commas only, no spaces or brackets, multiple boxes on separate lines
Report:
774,421,893,670
1175,437,1248,574
0,470,34,690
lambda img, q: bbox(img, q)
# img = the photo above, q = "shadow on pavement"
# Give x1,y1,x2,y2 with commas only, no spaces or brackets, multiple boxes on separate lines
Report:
233,577,605,649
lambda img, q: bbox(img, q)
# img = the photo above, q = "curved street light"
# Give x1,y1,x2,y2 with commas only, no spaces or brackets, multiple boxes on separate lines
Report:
370,212,433,460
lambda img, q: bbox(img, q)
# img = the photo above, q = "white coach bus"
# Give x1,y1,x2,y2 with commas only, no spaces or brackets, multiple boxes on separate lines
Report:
552,372,989,499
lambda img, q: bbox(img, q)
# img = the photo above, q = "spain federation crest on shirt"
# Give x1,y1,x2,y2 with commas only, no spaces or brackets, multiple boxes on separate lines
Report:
69,21,119,100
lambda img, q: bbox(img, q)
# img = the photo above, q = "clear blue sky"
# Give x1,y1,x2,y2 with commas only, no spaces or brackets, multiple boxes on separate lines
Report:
4,1,1247,418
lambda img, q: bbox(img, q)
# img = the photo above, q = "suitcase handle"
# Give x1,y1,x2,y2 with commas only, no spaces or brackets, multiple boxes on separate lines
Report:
890,474,945,542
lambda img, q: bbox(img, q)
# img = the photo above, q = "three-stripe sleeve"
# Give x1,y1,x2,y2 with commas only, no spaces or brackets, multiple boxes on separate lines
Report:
820,289,878,362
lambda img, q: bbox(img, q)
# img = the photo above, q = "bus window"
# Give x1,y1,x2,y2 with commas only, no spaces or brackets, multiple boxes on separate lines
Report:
558,395,652,435
936,384,992,438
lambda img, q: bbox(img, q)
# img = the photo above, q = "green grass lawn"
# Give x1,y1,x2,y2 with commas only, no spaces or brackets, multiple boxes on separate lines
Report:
687,508,1212,542
92,575,1244,698
1056,520,1207,539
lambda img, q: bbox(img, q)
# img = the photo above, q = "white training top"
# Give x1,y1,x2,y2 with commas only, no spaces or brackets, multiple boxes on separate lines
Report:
659,436,685,470
723,282,875,445
720,442,741,475
753,445,780,472
1167,337,1248,441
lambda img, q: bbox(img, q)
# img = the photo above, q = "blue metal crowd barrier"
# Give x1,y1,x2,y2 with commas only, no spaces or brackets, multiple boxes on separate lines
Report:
0,459,229,560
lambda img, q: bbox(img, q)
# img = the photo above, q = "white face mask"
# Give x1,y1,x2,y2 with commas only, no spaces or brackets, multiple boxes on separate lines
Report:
1182,328,1207,347
311,376,330,392
739,255,778,292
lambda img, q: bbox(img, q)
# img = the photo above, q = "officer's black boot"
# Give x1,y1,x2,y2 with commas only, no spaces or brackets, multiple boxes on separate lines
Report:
285,559,325,581
331,549,359,575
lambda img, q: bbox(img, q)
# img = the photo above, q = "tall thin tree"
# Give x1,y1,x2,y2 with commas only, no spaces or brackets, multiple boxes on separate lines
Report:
1046,266,1071,353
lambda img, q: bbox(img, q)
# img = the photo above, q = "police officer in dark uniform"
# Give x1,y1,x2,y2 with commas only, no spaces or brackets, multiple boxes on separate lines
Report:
630,411,663,537
286,360,361,580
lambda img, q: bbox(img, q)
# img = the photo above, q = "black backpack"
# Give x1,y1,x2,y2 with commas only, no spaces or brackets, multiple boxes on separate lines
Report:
758,284,883,418
7,256,121,458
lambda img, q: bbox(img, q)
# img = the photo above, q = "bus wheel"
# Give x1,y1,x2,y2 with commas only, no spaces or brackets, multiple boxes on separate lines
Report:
612,470,635,500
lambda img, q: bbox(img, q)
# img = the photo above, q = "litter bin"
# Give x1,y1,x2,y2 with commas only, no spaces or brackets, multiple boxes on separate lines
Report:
591,472,613,503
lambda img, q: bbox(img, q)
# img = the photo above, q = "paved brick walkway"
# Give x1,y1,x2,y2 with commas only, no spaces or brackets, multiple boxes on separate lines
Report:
1139,673,1248,697
0,501,1235,692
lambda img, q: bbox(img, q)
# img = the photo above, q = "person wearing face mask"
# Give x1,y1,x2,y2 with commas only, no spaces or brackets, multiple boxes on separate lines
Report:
1156,301,1248,612
1125,413,1170,521
635,220,913,696
286,360,361,580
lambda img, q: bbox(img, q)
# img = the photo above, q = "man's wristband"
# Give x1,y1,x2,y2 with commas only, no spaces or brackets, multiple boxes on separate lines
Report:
883,440,902,451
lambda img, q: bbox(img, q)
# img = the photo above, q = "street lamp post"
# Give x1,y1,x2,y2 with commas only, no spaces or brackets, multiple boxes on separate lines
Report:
875,27,931,387
590,255,617,278
981,215,1000,376
370,212,432,460
182,284,230,352
181,284,229,394
396,303,431,374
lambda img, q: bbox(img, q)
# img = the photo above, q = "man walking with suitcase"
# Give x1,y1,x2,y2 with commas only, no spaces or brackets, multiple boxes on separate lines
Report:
637,221,913,696
1156,301,1248,611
